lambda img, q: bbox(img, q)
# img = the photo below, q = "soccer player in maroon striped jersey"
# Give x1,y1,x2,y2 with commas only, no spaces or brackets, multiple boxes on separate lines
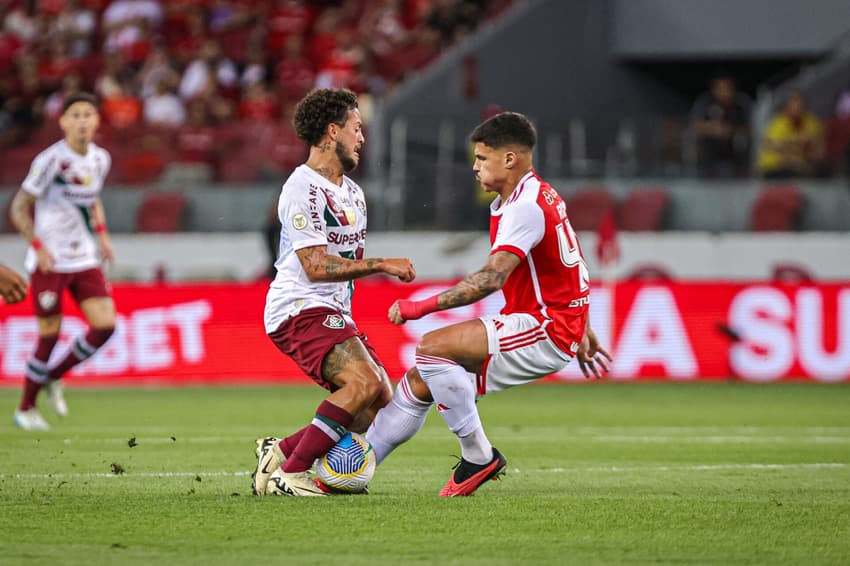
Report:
10,92,116,431
252,88,416,496
366,112,612,496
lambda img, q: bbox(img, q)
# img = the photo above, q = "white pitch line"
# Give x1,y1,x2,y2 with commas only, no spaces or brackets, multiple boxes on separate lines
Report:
590,435,850,444
7,470,251,479
512,463,849,474
4,462,847,480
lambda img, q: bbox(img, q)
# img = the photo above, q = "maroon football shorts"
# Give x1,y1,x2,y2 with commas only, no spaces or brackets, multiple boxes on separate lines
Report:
267,306,384,391
30,267,111,318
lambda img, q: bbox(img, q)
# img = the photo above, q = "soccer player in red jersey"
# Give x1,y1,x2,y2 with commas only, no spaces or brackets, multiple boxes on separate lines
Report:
252,88,417,496
10,92,115,431
366,112,612,496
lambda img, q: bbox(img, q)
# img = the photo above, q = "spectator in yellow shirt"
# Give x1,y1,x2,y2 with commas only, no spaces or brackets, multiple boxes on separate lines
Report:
759,92,826,178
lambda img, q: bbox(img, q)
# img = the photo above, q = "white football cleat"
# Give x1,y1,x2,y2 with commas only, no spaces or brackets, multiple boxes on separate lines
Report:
44,379,68,417
252,436,284,496
265,469,328,496
13,408,50,431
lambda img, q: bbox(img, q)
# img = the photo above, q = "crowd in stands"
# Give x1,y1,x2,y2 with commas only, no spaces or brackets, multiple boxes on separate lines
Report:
0,0,511,184
690,75,850,179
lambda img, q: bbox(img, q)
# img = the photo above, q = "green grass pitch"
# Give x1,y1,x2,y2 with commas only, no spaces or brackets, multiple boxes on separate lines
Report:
1,382,849,565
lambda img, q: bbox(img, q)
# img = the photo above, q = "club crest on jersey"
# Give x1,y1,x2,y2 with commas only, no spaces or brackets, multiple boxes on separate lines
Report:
38,291,57,311
292,212,308,230
322,314,345,329
344,209,356,225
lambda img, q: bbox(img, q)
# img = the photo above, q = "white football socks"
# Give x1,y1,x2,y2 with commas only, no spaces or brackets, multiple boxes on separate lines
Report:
416,354,493,465
366,373,432,464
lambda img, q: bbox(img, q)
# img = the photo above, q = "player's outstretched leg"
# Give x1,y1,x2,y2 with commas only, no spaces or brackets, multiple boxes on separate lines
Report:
439,447,507,497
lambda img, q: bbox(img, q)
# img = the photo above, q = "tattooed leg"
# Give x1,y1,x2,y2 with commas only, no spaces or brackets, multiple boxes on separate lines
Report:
322,337,392,421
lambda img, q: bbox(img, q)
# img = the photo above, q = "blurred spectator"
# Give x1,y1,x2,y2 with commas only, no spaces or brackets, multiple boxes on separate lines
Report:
266,0,313,53
274,34,314,102
178,39,237,101
38,39,79,94
163,99,217,185
3,1,41,45
239,81,277,120
95,51,135,99
758,92,826,178
101,0,162,64
137,44,180,98
314,26,364,90
689,76,751,177
7,52,45,130
171,7,207,67
45,73,83,120
101,80,142,129
208,0,253,33
239,42,269,89
52,0,97,59
144,76,186,127
359,0,411,59
258,100,305,179
835,83,850,120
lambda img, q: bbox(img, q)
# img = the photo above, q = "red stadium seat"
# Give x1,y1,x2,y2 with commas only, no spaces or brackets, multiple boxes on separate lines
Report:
136,192,188,233
618,187,669,231
566,187,616,232
750,185,804,232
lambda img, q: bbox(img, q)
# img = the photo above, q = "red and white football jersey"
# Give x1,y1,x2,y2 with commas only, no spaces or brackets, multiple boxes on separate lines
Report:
489,170,589,355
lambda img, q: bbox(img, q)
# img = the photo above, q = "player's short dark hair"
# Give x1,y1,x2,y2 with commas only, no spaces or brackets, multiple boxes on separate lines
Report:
61,92,98,115
293,88,359,147
470,111,537,150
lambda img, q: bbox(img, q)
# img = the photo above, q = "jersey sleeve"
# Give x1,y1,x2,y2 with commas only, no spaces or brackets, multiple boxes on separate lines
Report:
278,183,328,251
21,150,59,198
491,200,545,260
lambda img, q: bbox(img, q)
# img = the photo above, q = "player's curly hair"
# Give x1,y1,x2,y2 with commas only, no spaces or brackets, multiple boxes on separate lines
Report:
293,88,359,147
470,111,537,150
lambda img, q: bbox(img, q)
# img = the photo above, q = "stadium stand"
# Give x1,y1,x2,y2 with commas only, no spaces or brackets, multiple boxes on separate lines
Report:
750,185,805,232
135,191,188,233
0,0,511,187
566,187,616,232
618,187,669,232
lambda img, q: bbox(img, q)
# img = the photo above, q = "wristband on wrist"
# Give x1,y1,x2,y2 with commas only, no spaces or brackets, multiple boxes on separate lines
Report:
398,295,440,321
31,238,43,251
94,223,107,234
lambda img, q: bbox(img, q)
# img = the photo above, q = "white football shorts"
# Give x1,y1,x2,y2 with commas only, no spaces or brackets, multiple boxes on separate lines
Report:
476,313,572,395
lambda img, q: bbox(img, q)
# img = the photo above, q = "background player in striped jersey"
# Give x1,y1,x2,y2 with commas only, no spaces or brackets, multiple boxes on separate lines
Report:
365,112,612,496
10,92,116,431
252,88,417,496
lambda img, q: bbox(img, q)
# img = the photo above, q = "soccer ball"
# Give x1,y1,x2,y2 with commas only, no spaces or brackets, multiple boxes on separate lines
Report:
314,432,376,494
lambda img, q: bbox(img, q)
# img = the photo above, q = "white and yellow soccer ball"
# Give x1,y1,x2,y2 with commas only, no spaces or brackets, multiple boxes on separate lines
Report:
314,432,376,494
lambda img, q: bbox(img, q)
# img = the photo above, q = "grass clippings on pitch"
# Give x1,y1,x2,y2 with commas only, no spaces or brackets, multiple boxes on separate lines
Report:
1,382,849,565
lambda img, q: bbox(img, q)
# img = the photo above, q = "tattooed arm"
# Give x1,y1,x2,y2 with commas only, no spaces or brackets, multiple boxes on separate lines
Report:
295,245,416,283
388,251,520,324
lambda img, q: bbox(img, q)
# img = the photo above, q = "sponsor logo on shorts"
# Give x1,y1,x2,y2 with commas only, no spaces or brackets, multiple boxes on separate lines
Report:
322,314,345,329
292,212,308,230
38,291,57,311
569,296,590,308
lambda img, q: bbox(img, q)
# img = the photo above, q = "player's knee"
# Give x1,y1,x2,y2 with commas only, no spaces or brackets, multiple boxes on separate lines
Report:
415,332,449,360
346,367,386,404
